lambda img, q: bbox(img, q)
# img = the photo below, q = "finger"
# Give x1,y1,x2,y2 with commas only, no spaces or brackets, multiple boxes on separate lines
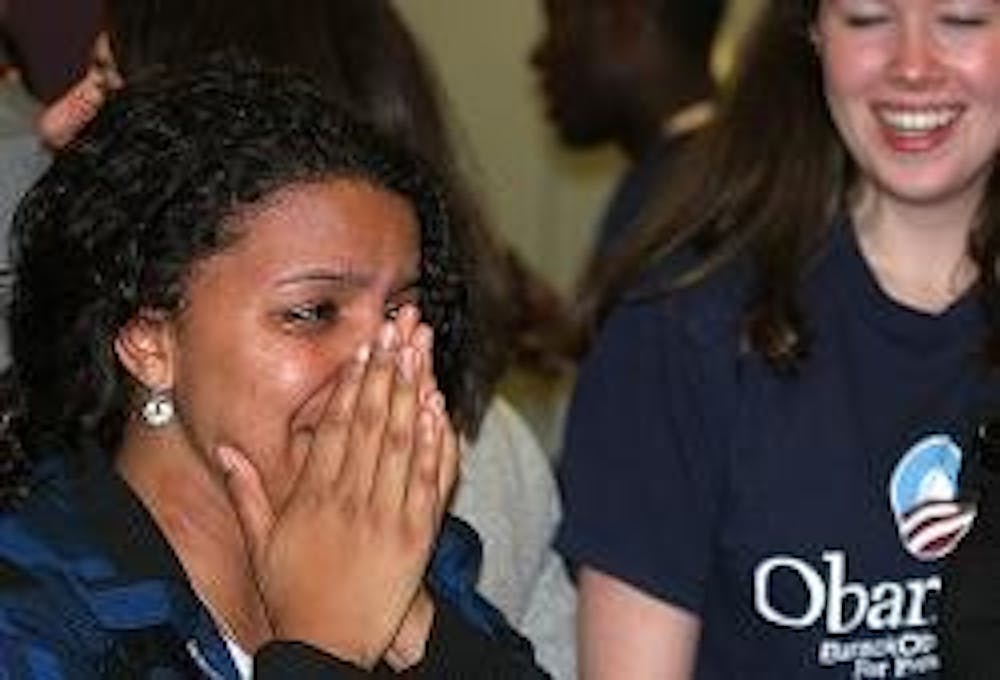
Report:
371,345,421,512
411,324,436,406
302,345,368,488
337,322,398,497
385,587,435,671
406,406,442,521
216,444,275,568
411,324,451,514
283,424,316,505
394,305,421,346
433,397,461,517
413,328,448,509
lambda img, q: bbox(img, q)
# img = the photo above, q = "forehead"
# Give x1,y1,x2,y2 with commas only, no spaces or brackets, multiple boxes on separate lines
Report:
200,178,420,285
248,177,414,246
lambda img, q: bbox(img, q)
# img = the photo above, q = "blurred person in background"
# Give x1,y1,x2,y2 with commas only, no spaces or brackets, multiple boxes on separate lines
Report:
532,0,727,356
0,0,103,189
0,0,102,367
0,25,42,282
1,0,101,104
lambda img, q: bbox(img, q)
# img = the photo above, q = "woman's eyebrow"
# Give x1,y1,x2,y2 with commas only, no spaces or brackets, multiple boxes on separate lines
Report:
275,268,373,288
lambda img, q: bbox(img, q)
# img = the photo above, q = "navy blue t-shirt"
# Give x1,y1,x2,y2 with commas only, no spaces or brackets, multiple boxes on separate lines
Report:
557,220,998,678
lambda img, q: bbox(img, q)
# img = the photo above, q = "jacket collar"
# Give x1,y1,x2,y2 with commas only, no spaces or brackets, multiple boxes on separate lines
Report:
67,455,239,677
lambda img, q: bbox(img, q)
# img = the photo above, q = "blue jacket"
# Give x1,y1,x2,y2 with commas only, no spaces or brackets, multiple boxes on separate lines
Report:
0,455,546,678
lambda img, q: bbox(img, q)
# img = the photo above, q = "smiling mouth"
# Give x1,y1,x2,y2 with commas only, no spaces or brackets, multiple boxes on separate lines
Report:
876,105,963,137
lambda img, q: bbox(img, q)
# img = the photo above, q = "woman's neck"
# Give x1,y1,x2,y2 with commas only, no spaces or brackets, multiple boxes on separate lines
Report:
851,186,980,314
116,426,272,651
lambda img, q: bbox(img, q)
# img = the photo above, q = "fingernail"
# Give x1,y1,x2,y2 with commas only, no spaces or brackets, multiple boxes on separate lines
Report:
414,325,433,352
429,391,446,416
378,322,397,351
355,342,372,364
216,445,239,475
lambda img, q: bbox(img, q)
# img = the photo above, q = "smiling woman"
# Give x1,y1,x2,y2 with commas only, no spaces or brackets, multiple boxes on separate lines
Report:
556,0,1000,678
815,0,1000,311
0,57,549,678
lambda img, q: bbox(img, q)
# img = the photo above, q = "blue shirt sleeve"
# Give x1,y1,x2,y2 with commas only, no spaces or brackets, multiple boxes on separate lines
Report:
555,298,730,615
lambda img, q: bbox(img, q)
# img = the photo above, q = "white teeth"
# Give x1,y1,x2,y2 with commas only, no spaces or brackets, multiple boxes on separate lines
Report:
878,107,960,134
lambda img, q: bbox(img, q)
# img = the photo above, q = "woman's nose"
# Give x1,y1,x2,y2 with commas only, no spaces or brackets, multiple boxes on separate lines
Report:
889,21,945,89
354,308,387,356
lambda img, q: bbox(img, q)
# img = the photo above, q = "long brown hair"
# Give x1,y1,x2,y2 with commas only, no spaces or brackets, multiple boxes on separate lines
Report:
590,0,1000,371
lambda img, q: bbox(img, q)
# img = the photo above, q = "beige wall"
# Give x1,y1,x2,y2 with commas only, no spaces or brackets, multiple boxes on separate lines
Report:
715,0,767,79
397,0,765,294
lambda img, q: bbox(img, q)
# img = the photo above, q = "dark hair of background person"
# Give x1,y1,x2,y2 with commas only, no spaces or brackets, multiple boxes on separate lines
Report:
587,0,1000,372
105,0,530,402
0,0,103,101
653,0,728,56
0,0,9,65
0,57,481,503
106,0,444,161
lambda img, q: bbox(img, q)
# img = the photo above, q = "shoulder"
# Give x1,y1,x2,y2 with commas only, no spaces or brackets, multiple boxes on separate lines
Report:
630,248,751,346
0,458,115,603
0,459,97,570
0,135,48,264
0,81,42,137
0,463,113,675
451,399,577,678
0,134,48,198
582,250,751,406
564,249,754,476
456,398,558,529
451,397,561,610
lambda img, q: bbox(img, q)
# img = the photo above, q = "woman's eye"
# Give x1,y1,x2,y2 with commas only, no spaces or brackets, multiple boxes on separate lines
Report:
940,14,990,27
844,14,890,28
385,285,422,321
283,301,338,326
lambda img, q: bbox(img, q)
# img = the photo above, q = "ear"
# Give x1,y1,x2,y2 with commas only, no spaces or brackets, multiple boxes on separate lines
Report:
113,310,177,391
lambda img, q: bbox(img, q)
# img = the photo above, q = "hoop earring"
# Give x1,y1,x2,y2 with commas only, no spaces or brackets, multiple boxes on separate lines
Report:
141,389,175,427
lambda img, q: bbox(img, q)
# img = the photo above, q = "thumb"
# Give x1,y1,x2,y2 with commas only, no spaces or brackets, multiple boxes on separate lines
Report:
216,444,275,567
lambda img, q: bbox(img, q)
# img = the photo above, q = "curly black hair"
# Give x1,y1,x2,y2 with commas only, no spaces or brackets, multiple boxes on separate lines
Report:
103,0,512,426
0,55,485,502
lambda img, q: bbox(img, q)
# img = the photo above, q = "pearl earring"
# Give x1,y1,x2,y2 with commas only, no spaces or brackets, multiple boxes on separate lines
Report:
141,390,175,427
